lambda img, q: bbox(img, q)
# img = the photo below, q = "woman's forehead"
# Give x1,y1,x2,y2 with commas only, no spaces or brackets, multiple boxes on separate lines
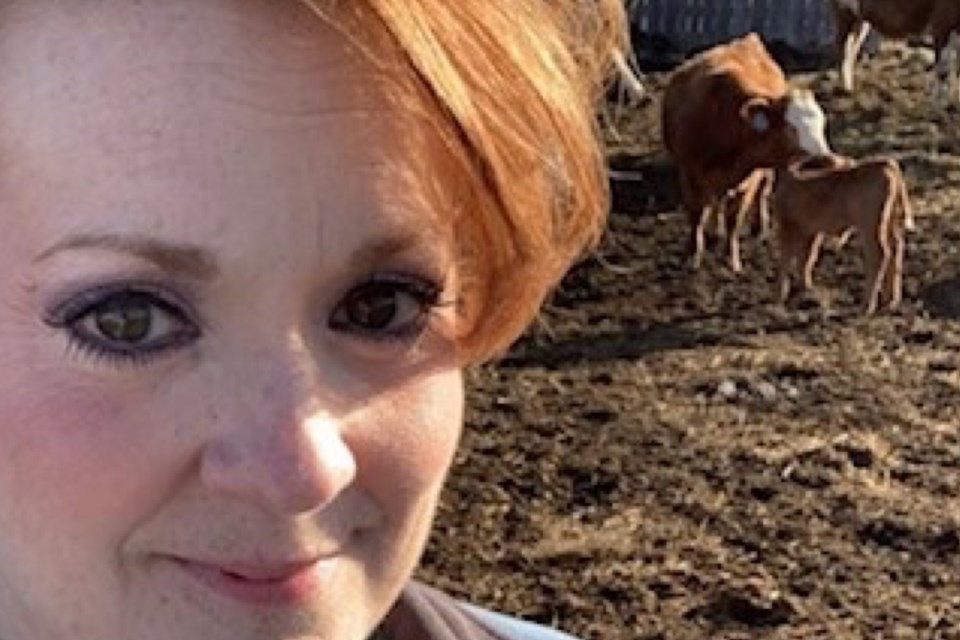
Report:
0,0,457,162
0,3,458,194
0,0,395,119
0,0,460,270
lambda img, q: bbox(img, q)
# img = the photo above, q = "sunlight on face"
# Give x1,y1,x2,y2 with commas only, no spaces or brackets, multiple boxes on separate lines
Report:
0,1,464,639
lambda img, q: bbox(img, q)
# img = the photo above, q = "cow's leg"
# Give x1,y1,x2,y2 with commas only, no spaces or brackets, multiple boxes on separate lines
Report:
776,225,795,301
726,227,743,273
679,171,709,270
862,217,891,315
839,17,870,92
724,191,749,273
884,226,905,310
778,223,808,302
898,171,915,232
690,205,711,270
831,227,855,250
800,233,824,292
713,191,740,238
864,250,890,315
932,32,960,104
752,175,772,239
942,31,960,104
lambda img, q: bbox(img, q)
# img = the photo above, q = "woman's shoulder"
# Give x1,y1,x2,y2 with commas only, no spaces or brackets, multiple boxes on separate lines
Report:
459,601,581,640
378,580,583,640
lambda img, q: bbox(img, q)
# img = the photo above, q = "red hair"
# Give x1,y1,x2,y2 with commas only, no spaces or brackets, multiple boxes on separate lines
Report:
301,0,629,362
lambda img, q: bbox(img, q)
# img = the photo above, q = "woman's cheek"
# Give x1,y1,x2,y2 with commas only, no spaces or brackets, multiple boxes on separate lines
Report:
0,374,179,530
353,368,464,506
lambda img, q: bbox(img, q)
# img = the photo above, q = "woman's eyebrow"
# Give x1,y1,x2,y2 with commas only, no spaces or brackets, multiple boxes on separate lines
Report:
347,228,449,273
32,233,219,280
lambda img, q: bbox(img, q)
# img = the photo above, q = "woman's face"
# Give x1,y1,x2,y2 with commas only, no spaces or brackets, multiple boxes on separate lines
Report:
0,1,464,639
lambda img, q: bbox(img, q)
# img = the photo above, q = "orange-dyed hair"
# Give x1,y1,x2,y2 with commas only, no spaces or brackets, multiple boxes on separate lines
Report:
302,0,629,363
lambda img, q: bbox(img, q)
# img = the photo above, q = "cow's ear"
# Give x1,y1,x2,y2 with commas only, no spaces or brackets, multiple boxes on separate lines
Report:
740,97,773,133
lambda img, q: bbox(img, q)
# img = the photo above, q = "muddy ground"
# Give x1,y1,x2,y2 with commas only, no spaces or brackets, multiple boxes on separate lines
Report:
417,42,960,639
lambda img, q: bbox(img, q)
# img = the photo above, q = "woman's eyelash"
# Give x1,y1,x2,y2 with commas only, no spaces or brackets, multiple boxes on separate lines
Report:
43,282,187,325
330,273,454,343
42,281,200,366
60,333,173,368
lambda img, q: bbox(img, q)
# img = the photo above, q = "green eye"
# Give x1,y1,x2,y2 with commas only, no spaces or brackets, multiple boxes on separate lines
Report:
45,285,200,366
93,297,153,343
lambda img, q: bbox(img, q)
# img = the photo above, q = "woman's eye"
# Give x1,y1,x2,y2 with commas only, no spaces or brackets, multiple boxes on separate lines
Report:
84,296,154,343
330,277,442,341
45,287,200,364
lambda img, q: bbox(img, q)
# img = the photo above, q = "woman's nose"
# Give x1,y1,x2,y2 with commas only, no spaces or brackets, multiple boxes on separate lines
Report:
199,369,358,516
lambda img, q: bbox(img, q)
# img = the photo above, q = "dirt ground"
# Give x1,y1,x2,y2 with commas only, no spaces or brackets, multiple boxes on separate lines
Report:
417,41,960,640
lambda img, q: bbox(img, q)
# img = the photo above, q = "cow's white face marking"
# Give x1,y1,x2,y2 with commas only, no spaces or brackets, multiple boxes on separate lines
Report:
785,89,831,155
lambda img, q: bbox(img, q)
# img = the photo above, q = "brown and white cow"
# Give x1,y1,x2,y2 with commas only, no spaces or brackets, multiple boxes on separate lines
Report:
661,33,831,269
828,0,960,101
771,153,914,314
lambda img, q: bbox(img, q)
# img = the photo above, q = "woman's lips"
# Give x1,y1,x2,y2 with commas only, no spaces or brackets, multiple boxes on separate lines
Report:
172,556,337,606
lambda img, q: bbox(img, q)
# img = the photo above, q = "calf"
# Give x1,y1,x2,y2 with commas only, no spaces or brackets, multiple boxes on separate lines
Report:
828,0,960,101
771,154,914,314
661,33,831,270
